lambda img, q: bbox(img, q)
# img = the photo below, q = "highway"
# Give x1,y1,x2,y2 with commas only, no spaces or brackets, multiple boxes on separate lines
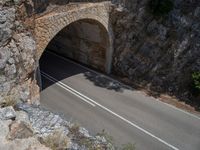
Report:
40,51,200,150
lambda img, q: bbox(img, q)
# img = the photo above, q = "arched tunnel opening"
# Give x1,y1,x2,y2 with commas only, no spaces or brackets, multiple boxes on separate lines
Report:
38,19,112,91
36,19,119,134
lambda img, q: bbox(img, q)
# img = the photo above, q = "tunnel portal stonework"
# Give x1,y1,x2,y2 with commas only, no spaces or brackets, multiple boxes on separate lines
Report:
35,2,114,73
0,0,115,105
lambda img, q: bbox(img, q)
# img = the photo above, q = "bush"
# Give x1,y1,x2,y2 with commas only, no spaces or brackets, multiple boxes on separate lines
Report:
1,96,16,108
97,130,114,144
39,130,69,150
148,0,174,16
192,72,200,91
79,138,94,149
69,123,80,135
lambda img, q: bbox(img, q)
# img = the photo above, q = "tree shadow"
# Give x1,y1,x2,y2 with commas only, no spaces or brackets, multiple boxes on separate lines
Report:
83,71,132,92
40,51,132,93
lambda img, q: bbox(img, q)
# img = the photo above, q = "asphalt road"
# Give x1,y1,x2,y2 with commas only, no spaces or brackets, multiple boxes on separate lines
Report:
40,51,200,150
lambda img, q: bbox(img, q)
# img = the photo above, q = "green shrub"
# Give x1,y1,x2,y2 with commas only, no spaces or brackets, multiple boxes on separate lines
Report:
192,72,200,91
148,0,174,16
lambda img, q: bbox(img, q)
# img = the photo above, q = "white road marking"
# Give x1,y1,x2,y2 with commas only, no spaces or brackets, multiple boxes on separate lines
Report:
46,50,131,89
45,50,200,121
41,71,179,150
41,72,96,107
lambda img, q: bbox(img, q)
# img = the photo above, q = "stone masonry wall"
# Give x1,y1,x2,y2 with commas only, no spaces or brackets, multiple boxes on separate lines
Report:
47,19,108,72
34,1,113,73
0,0,111,105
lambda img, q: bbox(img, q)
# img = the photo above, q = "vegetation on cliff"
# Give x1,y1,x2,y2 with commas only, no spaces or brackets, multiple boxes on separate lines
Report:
192,72,200,96
148,0,174,16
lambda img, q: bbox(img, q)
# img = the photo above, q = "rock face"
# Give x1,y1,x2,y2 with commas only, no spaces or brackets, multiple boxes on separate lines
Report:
111,0,200,108
0,106,50,150
0,106,16,120
8,121,34,140
0,105,114,150
0,1,39,105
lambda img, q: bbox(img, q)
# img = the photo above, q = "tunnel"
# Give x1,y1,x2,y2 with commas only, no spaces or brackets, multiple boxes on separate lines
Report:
41,19,110,72
38,18,113,90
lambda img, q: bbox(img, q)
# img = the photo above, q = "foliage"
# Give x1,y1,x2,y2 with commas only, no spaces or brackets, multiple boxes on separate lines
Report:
97,129,114,144
148,0,174,16
79,138,94,149
121,143,135,150
192,72,200,91
1,96,17,108
97,130,135,150
40,130,69,150
69,123,80,135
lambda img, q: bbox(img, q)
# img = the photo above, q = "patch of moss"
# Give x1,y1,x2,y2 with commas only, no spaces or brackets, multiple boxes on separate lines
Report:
192,72,200,91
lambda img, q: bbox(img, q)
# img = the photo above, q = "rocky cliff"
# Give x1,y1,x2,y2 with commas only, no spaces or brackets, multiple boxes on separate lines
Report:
0,103,114,150
111,0,200,110
0,0,39,105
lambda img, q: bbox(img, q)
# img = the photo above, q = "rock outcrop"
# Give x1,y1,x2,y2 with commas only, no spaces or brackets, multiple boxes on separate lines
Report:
111,0,200,109
0,104,114,150
0,1,39,105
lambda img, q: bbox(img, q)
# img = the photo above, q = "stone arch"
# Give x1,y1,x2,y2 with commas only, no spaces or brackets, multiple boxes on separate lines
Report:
35,3,113,73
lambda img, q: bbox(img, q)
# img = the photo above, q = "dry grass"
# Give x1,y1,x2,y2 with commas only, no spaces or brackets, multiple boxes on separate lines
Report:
69,124,80,134
40,130,69,150
1,96,17,108
97,130,114,145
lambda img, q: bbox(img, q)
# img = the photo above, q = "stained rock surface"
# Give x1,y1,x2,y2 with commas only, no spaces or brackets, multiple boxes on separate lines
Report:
0,104,114,150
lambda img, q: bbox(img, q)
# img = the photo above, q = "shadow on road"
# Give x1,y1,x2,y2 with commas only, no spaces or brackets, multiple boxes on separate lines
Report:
39,51,132,93
84,71,132,92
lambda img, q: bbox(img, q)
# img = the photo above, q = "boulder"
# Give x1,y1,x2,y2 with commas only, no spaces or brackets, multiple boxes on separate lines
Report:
0,137,50,150
0,7,15,47
0,120,11,139
7,121,33,140
0,106,16,120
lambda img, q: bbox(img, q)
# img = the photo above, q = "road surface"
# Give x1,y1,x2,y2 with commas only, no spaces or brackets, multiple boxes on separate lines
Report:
40,51,200,150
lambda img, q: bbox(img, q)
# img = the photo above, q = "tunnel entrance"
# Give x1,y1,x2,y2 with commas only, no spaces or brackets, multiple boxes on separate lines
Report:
38,18,113,91
43,19,110,72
